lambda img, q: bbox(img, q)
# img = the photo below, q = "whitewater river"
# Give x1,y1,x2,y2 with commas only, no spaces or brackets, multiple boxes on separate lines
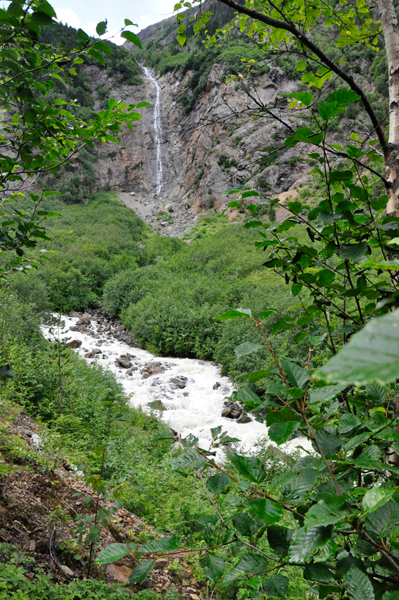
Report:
45,316,310,455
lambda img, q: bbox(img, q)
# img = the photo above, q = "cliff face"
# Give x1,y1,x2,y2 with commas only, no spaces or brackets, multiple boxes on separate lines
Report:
91,60,309,236
90,12,374,236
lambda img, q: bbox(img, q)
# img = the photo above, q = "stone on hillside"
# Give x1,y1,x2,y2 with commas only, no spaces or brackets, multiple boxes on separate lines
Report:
106,564,132,583
60,565,74,577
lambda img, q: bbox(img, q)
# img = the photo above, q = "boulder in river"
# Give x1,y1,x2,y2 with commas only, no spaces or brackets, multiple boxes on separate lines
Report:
68,340,82,348
213,382,221,390
148,400,166,412
85,349,101,358
222,401,243,419
77,314,91,325
170,376,188,389
237,413,252,424
116,358,132,369
142,362,165,378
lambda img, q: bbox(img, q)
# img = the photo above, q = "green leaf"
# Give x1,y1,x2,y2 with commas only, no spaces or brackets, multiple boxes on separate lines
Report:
222,554,268,586
128,560,155,584
289,527,331,562
211,426,222,438
227,452,266,483
304,501,343,527
177,32,186,46
284,468,319,499
232,513,257,536
314,429,342,458
77,28,90,41
328,89,360,105
215,308,252,321
371,195,389,210
263,574,288,596
237,371,271,384
124,18,137,26
266,408,301,425
206,473,230,495
329,170,353,183
268,421,299,444
96,543,130,564
319,101,346,121
340,242,369,263
235,342,262,358
365,502,399,538
243,220,262,229
282,92,313,105
366,382,387,404
309,384,345,404
344,566,375,600
121,30,142,48
233,388,262,404
314,308,399,385
245,498,283,524
383,592,399,600
296,60,307,71
339,413,361,434
280,359,310,389
140,536,181,553
200,554,224,584
267,526,293,557
304,563,333,583
319,585,342,599
96,20,107,35
362,488,395,513
171,448,205,470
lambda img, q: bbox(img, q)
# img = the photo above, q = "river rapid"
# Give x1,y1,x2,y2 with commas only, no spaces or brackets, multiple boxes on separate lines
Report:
44,315,310,456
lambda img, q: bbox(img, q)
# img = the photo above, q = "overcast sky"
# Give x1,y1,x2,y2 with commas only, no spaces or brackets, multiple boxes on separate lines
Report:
52,0,179,44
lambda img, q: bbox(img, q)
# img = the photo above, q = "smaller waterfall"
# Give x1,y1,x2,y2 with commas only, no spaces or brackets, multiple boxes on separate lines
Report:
143,66,163,196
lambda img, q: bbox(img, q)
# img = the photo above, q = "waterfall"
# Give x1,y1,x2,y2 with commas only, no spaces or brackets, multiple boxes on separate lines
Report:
143,66,163,196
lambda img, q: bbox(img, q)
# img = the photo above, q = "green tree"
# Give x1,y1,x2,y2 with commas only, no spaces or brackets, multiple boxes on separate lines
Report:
94,2,399,597
0,0,145,275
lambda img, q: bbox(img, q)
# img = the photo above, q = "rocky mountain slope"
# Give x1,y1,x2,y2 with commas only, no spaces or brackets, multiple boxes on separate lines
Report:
99,19,377,236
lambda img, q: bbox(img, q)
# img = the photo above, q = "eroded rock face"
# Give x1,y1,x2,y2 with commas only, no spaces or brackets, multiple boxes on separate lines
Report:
81,54,313,238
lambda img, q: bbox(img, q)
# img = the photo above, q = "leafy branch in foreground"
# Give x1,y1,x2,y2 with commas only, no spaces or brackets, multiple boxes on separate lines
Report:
99,306,399,597
0,0,147,275
96,87,399,598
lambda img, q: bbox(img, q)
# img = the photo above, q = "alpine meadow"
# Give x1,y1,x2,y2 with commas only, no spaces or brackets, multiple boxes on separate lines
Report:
2,0,399,599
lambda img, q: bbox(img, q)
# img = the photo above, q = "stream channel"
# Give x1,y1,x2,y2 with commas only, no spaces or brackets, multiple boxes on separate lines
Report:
45,315,310,456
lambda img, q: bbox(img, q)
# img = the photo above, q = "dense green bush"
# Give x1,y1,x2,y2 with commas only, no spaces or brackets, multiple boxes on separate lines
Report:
104,217,301,376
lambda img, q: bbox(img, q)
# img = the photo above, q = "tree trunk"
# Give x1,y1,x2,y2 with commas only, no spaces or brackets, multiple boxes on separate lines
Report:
378,0,399,214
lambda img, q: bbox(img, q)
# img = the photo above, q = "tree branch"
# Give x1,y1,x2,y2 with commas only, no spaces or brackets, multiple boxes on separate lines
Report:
215,0,389,158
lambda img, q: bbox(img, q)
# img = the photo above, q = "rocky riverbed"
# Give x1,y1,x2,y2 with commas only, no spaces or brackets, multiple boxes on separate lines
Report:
44,309,311,455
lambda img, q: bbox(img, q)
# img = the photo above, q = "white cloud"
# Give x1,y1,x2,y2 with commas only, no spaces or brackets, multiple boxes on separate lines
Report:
138,14,156,29
56,7,81,29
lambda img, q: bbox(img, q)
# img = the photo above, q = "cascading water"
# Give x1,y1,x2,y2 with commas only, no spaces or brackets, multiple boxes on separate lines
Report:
143,66,163,196
44,316,312,456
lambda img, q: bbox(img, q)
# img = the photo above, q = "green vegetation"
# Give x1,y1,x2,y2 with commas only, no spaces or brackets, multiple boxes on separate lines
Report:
3,192,185,313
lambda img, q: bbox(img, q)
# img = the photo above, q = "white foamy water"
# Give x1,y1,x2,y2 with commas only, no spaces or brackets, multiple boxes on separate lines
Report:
44,316,311,455
143,66,163,196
